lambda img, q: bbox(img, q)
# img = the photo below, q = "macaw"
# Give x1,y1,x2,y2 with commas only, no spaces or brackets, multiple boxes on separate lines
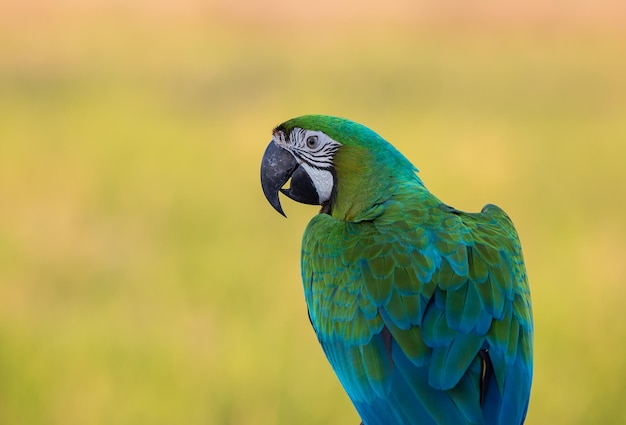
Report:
260,115,532,425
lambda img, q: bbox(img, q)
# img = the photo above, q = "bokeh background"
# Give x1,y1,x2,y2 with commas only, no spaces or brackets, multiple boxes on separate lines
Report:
1,1,625,424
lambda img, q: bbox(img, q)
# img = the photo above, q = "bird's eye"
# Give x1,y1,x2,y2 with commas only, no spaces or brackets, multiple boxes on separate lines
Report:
306,135,318,149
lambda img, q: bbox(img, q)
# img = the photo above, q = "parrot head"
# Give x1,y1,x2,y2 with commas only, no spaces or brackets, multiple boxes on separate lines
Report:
261,115,420,219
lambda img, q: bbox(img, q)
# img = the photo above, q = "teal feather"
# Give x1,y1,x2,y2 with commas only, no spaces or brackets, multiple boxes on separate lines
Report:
429,333,484,390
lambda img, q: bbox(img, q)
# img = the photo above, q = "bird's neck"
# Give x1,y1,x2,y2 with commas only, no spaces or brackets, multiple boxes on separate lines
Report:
330,167,425,222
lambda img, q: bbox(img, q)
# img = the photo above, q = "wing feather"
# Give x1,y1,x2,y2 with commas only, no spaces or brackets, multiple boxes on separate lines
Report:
301,196,532,425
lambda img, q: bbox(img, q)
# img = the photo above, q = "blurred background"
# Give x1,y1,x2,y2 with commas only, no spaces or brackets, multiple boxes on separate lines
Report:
1,1,625,424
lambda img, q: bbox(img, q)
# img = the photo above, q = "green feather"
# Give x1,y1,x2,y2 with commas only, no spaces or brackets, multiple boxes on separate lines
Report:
392,266,420,296
437,258,468,290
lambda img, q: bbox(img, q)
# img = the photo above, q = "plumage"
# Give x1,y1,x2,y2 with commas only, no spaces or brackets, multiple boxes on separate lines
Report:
260,115,533,425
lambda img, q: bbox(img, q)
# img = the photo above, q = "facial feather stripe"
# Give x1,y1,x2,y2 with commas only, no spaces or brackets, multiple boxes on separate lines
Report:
274,128,341,170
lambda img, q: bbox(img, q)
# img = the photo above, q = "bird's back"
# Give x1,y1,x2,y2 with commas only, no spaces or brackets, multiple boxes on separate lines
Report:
301,182,532,425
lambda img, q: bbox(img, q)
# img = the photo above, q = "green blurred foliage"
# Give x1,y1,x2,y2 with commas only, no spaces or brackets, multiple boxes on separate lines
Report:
1,2,625,424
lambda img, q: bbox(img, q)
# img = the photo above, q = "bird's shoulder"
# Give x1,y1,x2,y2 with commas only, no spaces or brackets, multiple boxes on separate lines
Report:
301,187,532,339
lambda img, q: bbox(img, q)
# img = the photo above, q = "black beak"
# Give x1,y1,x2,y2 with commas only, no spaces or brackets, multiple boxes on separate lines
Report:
260,141,320,217
279,166,320,207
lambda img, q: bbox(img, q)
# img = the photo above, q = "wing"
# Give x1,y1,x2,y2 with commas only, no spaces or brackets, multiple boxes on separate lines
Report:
301,195,532,425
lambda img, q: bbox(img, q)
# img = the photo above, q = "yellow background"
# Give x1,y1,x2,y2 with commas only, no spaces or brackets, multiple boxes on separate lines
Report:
1,1,625,424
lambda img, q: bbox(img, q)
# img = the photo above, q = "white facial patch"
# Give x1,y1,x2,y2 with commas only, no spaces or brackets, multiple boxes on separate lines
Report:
300,164,334,203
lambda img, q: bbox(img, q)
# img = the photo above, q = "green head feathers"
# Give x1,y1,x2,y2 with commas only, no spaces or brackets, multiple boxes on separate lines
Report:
261,115,423,220
275,114,418,175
